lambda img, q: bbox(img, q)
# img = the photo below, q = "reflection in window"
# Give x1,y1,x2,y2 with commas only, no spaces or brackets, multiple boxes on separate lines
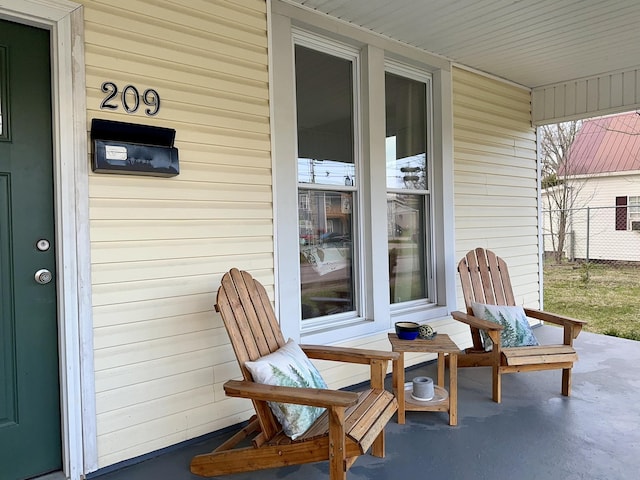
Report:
385,72,427,191
298,157,356,186
295,45,355,186
388,193,426,303
299,190,354,319
385,70,430,304
295,43,357,322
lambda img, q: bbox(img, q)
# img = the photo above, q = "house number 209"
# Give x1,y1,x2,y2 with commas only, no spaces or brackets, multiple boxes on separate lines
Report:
100,81,161,116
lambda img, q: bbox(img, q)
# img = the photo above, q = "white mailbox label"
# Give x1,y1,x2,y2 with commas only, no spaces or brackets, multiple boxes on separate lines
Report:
105,145,128,161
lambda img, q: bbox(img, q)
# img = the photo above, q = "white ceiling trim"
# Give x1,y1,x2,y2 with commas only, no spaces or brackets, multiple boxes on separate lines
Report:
532,67,640,125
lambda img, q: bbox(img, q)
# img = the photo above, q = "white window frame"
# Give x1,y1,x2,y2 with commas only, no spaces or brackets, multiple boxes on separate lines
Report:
270,1,456,345
629,195,640,224
385,60,437,314
293,33,365,333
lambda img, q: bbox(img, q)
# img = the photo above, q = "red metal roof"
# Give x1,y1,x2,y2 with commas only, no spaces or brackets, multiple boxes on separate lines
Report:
565,112,640,175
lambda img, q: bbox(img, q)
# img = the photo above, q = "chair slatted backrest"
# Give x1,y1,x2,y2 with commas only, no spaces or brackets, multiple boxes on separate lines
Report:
457,248,516,349
216,268,287,440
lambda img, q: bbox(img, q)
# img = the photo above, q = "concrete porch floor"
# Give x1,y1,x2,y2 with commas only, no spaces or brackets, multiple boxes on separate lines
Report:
90,327,640,480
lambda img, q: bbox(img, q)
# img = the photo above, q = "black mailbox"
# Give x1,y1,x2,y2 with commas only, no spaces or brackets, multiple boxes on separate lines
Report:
91,119,179,177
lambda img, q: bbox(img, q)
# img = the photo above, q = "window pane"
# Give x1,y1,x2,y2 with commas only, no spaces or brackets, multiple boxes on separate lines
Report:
386,70,429,304
385,72,427,190
295,45,355,186
299,190,355,319
388,193,426,303
629,196,640,216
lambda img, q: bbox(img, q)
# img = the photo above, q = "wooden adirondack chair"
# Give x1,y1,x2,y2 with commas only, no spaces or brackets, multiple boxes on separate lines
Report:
190,268,398,480
451,248,587,403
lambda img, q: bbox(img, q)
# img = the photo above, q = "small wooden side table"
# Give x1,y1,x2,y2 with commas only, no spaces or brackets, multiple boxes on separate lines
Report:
388,332,459,426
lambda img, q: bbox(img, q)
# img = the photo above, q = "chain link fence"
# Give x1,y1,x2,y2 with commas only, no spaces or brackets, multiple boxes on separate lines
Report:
542,206,640,264
542,206,640,341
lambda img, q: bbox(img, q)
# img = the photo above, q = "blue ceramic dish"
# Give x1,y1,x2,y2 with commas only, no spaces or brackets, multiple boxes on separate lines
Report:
395,321,420,340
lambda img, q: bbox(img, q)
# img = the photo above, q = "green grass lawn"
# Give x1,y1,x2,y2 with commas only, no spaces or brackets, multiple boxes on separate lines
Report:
543,262,640,341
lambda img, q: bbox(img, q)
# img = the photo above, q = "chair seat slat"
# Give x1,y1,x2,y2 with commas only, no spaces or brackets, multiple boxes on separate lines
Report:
297,389,396,447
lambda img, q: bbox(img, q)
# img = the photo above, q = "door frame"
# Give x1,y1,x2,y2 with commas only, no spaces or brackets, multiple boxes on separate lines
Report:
0,1,95,478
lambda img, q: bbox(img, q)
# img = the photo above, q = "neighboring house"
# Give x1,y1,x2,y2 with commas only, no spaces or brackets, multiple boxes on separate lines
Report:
2,1,640,480
543,113,640,262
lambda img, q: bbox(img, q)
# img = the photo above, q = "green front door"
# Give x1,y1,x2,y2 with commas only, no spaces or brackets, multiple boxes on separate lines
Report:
0,19,62,480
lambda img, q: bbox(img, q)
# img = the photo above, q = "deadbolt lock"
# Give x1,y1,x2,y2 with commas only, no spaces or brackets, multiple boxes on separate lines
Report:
34,269,53,285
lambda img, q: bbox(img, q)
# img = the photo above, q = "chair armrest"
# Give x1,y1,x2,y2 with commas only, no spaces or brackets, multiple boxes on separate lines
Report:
224,379,359,409
300,344,400,365
524,308,586,341
451,310,504,332
524,308,587,327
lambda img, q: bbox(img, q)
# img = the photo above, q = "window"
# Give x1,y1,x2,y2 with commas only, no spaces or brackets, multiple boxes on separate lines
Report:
385,69,431,305
616,196,640,230
272,12,454,344
615,196,627,230
629,196,640,230
295,43,358,323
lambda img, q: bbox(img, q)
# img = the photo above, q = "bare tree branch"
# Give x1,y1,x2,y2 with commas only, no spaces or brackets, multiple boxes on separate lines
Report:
541,120,584,263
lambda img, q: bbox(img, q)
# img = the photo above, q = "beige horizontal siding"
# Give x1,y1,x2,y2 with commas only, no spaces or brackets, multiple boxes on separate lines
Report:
80,0,272,468
90,218,273,243
81,3,545,470
453,67,541,319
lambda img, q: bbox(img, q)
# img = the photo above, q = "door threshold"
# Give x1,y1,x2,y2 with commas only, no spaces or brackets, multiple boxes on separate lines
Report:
36,472,66,480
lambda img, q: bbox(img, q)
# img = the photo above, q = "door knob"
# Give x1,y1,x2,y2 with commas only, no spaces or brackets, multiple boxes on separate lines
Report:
34,269,53,285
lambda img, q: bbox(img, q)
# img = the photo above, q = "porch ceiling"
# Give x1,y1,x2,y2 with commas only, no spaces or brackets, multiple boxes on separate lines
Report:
285,0,640,90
